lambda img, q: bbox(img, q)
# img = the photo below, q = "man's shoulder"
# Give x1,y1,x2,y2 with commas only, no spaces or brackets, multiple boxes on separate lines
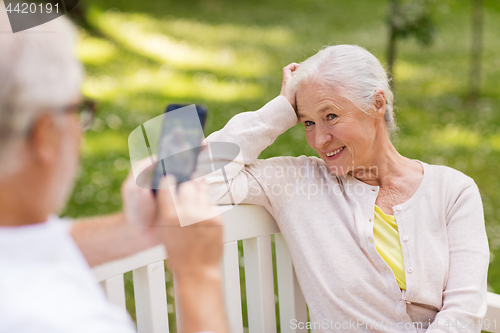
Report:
0,306,136,333
0,315,68,333
0,267,136,333
0,217,136,333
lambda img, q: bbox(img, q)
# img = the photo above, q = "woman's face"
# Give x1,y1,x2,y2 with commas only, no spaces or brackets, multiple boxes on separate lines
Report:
296,81,382,176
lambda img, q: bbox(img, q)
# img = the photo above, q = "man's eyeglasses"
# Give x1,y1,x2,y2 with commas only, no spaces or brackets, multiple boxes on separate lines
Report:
61,99,97,131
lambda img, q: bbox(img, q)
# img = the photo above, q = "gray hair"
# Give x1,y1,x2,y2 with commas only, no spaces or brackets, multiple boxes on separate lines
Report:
292,45,396,136
0,16,83,178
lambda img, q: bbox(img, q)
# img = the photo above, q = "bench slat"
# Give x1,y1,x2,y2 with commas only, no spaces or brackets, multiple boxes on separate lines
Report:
275,234,308,333
133,261,169,333
94,245,167,282
222,241,244,333
222,205,280,243
100,274,126,310
243,235,277,333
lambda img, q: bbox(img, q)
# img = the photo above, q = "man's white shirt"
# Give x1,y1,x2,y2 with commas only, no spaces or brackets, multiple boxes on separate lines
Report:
0,216,137,333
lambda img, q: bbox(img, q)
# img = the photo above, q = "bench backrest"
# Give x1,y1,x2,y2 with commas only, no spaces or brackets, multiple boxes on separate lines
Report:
93,205,500,333
93,205,307,333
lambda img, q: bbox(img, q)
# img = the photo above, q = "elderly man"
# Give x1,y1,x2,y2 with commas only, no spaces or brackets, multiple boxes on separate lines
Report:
0,12,228,333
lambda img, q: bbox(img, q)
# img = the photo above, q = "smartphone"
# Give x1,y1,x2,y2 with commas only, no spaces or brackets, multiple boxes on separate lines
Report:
151,104,208,194
166,104,208,128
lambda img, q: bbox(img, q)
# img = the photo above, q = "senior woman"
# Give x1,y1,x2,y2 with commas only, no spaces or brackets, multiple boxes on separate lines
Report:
205,45,489,332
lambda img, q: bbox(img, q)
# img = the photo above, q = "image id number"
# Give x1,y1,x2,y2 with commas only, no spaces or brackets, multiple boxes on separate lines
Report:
6,2,59,14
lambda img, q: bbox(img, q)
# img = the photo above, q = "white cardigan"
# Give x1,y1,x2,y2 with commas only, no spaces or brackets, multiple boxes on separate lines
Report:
205,96,490,332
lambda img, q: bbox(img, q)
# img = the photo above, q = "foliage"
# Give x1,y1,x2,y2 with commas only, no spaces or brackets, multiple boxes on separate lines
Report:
388,0,436,46
65,0,500,329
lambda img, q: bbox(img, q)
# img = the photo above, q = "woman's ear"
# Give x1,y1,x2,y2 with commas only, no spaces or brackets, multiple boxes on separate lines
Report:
373,90,386,119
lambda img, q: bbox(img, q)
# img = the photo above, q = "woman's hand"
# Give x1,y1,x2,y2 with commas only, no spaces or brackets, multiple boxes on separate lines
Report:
280,62,300,110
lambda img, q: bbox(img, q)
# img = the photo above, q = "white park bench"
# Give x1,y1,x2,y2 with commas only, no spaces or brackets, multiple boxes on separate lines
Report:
93,205,500,333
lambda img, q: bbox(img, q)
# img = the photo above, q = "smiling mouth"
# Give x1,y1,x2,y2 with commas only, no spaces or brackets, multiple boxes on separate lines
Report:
325,146,345,157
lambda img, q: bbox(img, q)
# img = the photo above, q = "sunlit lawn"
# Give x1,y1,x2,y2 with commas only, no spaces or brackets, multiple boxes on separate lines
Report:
65,0,500,330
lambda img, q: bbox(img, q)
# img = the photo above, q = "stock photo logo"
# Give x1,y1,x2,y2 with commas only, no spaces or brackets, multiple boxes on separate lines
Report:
3,0,78,32
128,105,243,227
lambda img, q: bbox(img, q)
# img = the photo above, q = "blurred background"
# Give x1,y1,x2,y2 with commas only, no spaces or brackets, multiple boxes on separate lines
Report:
60,0,499,329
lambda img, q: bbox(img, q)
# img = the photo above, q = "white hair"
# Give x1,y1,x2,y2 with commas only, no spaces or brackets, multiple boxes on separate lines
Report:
292,45,396,136
0,15,83,178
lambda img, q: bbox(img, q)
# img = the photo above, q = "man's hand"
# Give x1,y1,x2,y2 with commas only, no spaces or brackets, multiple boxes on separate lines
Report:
280,62,300,110
156,175,223,275
71,163,161,267
70,162,156,267
156,176,228,333
121,159,157,228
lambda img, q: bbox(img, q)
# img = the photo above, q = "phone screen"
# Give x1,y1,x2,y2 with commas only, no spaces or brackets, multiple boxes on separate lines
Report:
151,104,208,193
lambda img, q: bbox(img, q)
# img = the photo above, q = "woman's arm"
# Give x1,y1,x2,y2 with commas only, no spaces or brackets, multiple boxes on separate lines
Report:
203,63,301,212
427,183,489,332
204,95,298,209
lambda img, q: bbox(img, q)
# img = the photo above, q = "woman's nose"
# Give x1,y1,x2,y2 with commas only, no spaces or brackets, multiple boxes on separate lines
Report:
315,126,333,149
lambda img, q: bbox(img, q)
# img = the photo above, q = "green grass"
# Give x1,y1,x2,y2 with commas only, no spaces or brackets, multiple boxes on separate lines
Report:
64,0,500,330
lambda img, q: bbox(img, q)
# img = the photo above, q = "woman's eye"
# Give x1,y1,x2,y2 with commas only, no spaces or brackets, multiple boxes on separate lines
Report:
304,120,315,126
327,113,338,120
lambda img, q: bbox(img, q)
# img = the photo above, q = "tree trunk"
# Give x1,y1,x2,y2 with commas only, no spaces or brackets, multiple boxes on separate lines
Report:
387,23,397,88
467,0,483,106
387,0,399,88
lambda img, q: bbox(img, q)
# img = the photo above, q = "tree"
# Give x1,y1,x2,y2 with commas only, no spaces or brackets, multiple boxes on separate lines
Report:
386,0,435,86
466,0,484,106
